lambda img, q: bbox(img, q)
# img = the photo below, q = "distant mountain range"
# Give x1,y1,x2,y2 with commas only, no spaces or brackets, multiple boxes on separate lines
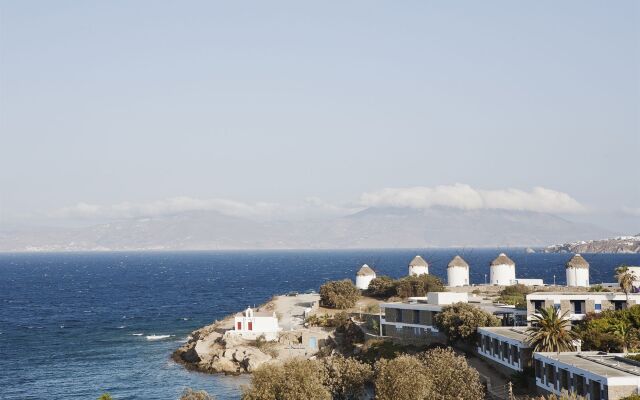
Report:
544,235,640,254
0,206,620,251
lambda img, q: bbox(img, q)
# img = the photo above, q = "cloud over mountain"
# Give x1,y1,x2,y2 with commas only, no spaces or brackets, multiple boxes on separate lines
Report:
359,184,586,214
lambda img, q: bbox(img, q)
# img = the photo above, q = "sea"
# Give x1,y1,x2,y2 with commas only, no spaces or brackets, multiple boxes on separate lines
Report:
1,249,639,400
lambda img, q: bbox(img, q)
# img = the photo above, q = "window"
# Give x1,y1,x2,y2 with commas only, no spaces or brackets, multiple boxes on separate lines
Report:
554,303,561,311
613,301,626,311
413,310,420,324
532,300,544,312
248,321,253,331
535,360,543,379
237,321,242,330
571,300,585,314
396,309,403,322
595,303,602,311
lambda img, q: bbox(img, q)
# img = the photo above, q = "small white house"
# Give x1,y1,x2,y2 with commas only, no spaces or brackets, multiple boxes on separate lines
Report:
566,254,590,288
355,264,376,290
447,255,469,287
490,253,516,285
408,255,429,276
231,307,281,341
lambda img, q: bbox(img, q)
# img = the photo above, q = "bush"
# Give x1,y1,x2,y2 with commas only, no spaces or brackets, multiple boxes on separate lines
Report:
180,388,215,400
98,395,113,400
242,358,331,400
320,280,360,309
497,284,531,308
434,302,500,343
394,275,445,298
322,356,373,400
374,355,432,400
366,276,396,298
575,306,640,352
419,347,484,400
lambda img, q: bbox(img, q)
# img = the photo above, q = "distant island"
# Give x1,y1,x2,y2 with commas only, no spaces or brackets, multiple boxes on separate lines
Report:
0,207,617,251
544,235,640,254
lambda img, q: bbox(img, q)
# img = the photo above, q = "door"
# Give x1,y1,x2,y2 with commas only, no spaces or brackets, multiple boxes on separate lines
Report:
248,321,253,331
237,321,242,330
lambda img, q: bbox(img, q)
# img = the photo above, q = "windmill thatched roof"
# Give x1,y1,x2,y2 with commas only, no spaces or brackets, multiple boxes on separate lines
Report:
566,254,589,269
491,253,515,266
409,255,428,267
356,264,376,276
448,255,469,269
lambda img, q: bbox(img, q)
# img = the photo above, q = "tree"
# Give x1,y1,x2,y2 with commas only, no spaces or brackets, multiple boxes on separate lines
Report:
434,302,500,343
616,265,635,303
365,276,396,298
394,274,445,298
419,347,484,400
319,280,360,309
180,388,215,400
321,356,373,400
608,321,636,353
242,358,331,400
526,306,578,352
374,355,432,400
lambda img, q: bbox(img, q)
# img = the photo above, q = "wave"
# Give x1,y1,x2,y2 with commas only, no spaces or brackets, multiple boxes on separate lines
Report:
131,333,144,336
146,334,172,341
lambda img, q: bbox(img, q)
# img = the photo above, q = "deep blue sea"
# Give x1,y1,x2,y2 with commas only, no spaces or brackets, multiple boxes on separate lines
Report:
1,249,639,399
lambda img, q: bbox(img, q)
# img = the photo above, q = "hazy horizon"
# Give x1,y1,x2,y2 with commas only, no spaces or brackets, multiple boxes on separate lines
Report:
1,1,638,234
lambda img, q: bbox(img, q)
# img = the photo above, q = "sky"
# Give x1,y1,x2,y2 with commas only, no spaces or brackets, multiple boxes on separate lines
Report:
0,1,638,232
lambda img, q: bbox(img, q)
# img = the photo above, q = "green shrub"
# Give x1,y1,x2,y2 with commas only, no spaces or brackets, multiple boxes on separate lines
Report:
366,276,396,298
320,280,360,309
394,275,445,298
497,284,531,308
434,302,500,343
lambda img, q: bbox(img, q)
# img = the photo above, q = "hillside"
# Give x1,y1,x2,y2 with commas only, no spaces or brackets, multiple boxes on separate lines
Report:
544,235,640,254
0,207,616,251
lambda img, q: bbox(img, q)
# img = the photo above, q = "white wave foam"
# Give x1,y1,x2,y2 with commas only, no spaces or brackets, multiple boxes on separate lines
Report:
132,333,144,336
146,334,172,341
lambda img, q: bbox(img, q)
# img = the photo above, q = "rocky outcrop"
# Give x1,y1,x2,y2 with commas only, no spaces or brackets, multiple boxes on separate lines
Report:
545,235,640,254
173,327,275,374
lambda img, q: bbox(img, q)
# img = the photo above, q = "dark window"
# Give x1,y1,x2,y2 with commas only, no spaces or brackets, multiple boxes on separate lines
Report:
535,360,543,379
595,303,602,311
532,300,544,312
396,309,403,322
413,310,420,324
613,301,626,311
571,300,586,314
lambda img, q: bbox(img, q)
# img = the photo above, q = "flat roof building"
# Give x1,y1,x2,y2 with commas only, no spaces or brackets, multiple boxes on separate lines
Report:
526,292,640,323
477,327,532,373
534,352,640,400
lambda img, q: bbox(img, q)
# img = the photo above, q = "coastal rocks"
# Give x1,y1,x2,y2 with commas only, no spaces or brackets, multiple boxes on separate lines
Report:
173,322,275,374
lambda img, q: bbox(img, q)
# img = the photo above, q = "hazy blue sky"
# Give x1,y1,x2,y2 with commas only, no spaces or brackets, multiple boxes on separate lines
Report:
0,1,638,231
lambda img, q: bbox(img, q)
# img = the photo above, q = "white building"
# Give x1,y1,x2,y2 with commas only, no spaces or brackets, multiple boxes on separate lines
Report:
447,255,469,287
408,255,429,276
477,327,532,373
514,278,544,286
355,264,376,290
566,254,590,288
490,253,516,285
231,307,281,341
534,352,640,399
526,292,640,322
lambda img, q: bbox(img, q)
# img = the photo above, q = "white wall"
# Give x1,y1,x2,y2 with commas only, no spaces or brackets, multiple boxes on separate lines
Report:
490,264,516,285
409,265,428,276
447,266,469,287
566,268,590,287
356,274,375,290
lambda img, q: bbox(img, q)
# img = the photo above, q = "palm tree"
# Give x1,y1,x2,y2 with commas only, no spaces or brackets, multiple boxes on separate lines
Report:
616,265,635,303
608,321,635,353
526,306,578,352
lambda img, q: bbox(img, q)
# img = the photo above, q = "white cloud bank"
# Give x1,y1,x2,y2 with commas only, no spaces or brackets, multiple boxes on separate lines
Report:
359,184,587,214
48,184,587,222
50,197,280,220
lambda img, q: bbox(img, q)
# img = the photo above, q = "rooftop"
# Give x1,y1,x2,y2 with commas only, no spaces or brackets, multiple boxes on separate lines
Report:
448,255,469,268
479,326,529,342
491,253,515,266
409,255,428,267
536,352,640,378
566,254,589,269
356,264,376,276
